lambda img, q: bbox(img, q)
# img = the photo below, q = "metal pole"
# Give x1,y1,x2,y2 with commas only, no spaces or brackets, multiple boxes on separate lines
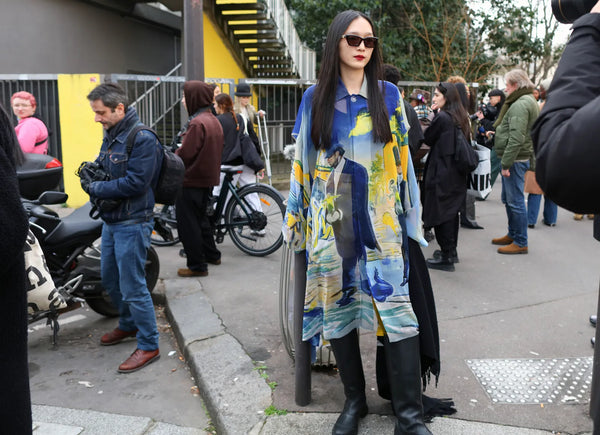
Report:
183,0,204,81
293,251,311,406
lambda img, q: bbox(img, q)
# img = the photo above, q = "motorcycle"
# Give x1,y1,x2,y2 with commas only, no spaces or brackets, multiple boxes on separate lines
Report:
23,191,160,341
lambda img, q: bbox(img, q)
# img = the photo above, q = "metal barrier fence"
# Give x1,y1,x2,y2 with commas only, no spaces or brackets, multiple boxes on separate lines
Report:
245,78,314,154
109,66,236,146
0,74,312,176
0,75,62,161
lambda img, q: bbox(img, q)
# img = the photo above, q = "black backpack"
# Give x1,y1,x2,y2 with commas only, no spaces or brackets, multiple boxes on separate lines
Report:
126,125,185,205
454,127,479,174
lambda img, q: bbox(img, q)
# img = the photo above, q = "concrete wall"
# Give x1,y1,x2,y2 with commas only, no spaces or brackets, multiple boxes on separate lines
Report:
0,0,180,75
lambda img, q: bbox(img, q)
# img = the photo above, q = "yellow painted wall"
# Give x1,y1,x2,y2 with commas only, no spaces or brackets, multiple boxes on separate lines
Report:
54,15,253,207
57,74,103,208
204,14,248,91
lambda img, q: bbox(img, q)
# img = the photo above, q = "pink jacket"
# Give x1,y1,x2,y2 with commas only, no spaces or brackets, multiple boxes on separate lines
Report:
15,117,48,154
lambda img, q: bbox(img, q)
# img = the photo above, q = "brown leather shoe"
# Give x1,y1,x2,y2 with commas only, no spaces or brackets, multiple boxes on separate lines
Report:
207,258,221,265
177,268,208,277
118,348,160,373
497,243,528,255
101,328,138,346
491,235,514,245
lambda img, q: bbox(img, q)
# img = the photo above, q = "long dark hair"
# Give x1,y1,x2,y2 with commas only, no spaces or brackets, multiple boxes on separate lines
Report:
437,82,470,140
0,103,24,168
311,10,391,150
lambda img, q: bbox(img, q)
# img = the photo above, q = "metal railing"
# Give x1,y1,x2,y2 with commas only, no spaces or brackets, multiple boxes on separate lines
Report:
109,65,185,146
245,78,313,153
109,66,237,146
259,0,316,80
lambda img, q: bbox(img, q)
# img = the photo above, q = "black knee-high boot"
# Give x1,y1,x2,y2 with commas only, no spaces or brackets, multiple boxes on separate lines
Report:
376,335,391,400
329,329,368,435
383,334,432,435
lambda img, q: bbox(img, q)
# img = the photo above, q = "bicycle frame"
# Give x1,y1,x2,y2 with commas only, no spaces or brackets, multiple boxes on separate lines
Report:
212,168,256,232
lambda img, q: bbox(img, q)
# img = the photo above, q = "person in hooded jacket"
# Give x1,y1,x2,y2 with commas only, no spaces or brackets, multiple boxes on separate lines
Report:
176,81,224,278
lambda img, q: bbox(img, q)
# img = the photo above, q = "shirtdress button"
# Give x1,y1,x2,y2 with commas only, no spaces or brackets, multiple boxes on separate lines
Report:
351,96,357,102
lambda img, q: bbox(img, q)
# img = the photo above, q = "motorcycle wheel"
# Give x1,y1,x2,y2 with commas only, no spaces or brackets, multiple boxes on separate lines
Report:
85,246,161,317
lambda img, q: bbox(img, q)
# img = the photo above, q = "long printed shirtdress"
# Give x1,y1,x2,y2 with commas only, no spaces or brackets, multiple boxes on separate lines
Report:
283,78,427,344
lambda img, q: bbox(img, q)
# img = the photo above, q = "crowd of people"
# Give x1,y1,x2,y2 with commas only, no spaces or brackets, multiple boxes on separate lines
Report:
4,2,600,433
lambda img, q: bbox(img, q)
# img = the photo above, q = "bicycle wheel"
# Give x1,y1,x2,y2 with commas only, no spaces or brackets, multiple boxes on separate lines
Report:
224,183,285,256
151,204,180,246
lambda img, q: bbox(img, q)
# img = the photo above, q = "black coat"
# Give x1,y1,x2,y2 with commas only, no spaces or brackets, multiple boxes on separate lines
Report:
403,100,424,156
218,113,245,165
531,13,600,426
0,142,32,432
532,13,600,217
218,113,264,173
422,110,467,227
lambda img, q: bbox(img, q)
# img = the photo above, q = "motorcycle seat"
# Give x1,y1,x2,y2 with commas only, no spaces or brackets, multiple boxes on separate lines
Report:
44,202,103,246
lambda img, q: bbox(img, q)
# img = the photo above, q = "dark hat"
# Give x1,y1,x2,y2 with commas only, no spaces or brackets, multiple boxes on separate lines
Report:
409,89,430,104
235,82,252,97
488,89,505,97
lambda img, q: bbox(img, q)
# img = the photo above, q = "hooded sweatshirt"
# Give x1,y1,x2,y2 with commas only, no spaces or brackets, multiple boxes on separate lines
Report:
176,81,224,188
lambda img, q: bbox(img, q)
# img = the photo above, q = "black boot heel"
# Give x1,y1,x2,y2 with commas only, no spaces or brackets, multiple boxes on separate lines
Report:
329,329,368,435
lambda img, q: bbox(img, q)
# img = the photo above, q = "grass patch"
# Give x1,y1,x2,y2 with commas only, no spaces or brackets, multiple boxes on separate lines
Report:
264,405,288,416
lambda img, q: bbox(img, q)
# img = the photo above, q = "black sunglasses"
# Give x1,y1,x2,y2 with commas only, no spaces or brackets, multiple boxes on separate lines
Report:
341,34,378,49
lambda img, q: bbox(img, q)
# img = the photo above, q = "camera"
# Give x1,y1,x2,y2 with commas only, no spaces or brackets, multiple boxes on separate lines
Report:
469,104,493,121
76,161,109,183
552,0,597,23
76,161,121,215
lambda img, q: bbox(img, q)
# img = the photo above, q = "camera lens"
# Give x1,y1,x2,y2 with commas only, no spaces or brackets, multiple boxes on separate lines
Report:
551,0,597,24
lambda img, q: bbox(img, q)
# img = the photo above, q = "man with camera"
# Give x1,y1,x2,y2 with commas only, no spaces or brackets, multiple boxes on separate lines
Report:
82,83,163,373
532,0,600,430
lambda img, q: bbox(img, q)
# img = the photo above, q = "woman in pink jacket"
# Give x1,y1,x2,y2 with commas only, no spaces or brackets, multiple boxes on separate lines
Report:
11,91,48,154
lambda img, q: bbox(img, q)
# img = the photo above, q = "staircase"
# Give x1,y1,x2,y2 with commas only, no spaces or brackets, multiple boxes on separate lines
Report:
206,0,316,79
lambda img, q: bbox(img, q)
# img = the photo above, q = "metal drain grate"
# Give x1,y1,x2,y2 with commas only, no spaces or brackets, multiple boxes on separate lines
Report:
466,357,593,404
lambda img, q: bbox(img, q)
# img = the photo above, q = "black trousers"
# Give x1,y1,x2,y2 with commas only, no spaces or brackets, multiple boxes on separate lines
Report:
434,213,459,252
176,187,220,272
460,193,477,222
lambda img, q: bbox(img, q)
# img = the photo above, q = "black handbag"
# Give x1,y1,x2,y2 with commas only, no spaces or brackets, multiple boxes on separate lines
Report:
454,127,479,174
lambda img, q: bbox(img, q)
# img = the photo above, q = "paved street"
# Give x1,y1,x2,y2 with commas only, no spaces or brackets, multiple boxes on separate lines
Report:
159,185,597,434
28,303,210,431
29,185,598,434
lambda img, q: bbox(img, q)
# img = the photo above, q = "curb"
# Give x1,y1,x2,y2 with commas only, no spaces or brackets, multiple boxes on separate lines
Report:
163,278,272,434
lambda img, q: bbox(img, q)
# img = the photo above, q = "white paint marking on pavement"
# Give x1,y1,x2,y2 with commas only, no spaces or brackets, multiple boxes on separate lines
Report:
30,314,87,332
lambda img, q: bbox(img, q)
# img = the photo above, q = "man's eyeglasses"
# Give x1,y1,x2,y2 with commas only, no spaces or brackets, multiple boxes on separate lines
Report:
341,34,378,49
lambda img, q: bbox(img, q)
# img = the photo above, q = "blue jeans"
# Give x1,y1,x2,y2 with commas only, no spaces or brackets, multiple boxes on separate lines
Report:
500,161,529,247
527,194,558,225
101,220,159,351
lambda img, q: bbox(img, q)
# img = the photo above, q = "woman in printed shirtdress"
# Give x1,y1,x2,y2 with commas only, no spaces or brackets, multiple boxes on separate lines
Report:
283,10,432,435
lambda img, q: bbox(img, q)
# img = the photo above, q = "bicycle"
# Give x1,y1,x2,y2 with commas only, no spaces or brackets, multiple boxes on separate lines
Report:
151,164,286,257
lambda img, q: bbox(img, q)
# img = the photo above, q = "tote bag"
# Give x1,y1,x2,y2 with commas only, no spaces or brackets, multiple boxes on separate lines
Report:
467,143,492,199
24,229,67,314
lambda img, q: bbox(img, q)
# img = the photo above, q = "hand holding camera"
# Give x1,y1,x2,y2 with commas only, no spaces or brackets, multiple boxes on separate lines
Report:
76,161,121,216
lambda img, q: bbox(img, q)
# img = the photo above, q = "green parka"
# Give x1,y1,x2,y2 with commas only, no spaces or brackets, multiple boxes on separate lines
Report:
494,93,539,170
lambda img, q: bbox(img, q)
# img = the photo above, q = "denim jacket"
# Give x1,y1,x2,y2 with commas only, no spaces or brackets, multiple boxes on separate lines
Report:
88,108,162,224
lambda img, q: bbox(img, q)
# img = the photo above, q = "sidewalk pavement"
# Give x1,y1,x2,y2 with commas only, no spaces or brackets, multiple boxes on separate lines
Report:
31,279,563,435
159,277,569,435
36,185,597,434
